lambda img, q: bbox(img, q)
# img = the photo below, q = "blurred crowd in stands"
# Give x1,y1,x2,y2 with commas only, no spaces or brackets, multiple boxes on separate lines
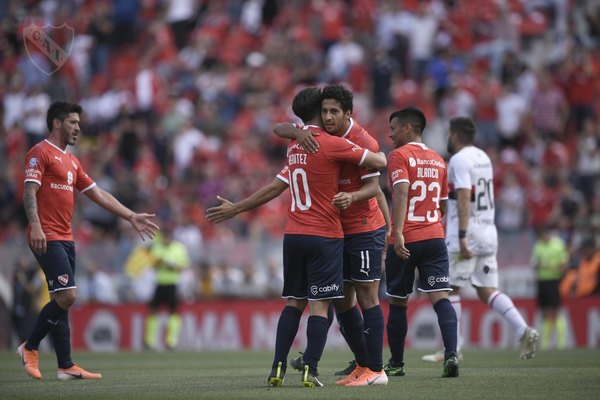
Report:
1,0,600,303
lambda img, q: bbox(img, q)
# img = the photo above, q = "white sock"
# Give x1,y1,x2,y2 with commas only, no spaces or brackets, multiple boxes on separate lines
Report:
449,294,462,353
488,290,527,338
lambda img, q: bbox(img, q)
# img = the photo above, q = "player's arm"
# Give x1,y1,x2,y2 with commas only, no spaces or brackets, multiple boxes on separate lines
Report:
273,122,320,153
23,182,46,255
206,178,288,223
439,198,447,216
377,186,392,263
456,188,473,259
332,175,380,210
392,182,410,259
377,186,391,233
360,151,387,170
84,186,159,241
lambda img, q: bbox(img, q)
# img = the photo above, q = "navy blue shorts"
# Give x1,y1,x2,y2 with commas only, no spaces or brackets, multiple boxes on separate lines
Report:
283,234,344,300
385,238,450,299
32,241,76,293
343,227,385,282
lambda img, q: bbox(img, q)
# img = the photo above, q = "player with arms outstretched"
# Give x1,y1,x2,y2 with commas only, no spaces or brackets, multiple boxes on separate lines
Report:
19,101,159,380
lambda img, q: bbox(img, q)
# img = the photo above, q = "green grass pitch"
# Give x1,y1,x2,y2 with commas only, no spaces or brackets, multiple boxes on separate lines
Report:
1,348,599,399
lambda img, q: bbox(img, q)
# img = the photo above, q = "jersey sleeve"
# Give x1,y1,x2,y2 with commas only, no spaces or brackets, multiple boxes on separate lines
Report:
449,154,471,190
387,150,409,187
353,132,380,180
275,164,290,185
325,136,368,166
440,161,449,201
73,157,96,193
24,147,46,186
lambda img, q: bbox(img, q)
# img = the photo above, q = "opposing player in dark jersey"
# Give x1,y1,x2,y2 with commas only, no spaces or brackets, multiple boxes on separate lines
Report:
274,84,390,386
384,107,459,378
19,101,159,380
206,87,387,387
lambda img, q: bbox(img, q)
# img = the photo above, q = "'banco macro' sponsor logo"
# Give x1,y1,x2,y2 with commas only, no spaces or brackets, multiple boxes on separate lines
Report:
23,23,74,75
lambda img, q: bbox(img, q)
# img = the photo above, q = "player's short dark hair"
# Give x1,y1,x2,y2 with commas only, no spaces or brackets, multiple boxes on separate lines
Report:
321,84,353,113
292,87,322,123
449,117,476,143
389,107,427,134
47,101,82,131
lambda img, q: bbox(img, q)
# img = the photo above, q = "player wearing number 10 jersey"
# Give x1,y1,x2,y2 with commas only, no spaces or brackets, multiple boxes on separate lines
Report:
205,87,386,387
383,107,459,378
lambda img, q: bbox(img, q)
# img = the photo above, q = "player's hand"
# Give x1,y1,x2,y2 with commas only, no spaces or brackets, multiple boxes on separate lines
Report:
206,195,237,223
332,192,354,210
459,238,473,259
393,232,410,259
29,223,47,255
382,242,389,264
129,213,160,241
297,128,319,153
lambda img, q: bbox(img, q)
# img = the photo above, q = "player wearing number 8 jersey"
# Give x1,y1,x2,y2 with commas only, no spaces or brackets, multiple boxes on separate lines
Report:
18,101,159,381
423,117,538,363
384,107,459,378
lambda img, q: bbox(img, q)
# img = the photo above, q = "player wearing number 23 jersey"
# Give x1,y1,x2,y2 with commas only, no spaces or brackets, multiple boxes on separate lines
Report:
383,108,458,378
387,142,448,245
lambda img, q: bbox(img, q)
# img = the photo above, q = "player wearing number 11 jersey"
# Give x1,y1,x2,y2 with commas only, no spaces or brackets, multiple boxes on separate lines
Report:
384,107,459,378
205,87,386,387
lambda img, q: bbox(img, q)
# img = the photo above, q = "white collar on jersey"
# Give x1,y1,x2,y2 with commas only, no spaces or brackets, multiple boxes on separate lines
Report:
341,118,355,139
44,139,68,154
407,142,428,149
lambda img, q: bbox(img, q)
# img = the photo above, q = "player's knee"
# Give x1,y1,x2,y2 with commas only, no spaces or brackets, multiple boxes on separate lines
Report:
354,283,380,309
476,287,495,303
389,297,408,307
287,298,307,311
333,295,355,313
55,290,77,309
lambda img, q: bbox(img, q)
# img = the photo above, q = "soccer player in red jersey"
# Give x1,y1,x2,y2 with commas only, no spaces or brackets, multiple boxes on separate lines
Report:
384,107,459,378
274,84,390,386
206,87,387,387
19,101,159,380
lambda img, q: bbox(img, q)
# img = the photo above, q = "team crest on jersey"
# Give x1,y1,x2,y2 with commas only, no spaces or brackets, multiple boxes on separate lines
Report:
409,157,416,167
28,157,39,168
67,171,73,185
58,274,69,286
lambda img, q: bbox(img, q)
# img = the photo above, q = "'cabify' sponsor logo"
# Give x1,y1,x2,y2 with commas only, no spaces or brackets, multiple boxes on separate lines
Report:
427,276,449,287
310,283,340,296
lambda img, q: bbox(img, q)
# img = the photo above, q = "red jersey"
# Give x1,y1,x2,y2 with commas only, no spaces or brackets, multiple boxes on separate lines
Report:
387,142,448,244
24,140,96,241
339,119,385,234
276,126,369,238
